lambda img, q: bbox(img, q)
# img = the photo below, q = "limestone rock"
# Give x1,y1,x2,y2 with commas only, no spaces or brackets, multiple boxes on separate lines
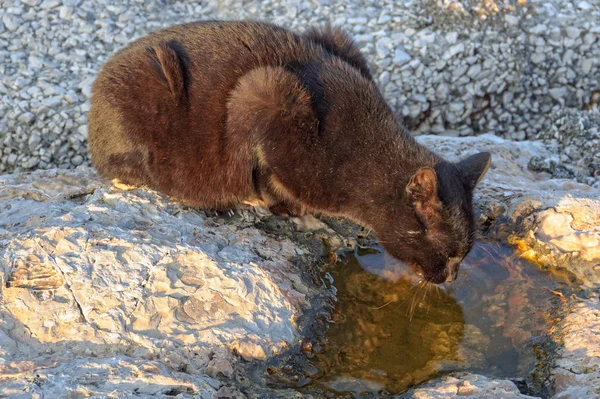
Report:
0,167,331,396
552,297,600,399
398,373,539,398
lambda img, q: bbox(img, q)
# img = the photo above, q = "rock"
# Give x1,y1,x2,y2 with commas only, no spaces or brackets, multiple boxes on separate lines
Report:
77,124,88,139
531,53,546,64
59,6,72,19
552,297,600,399
393,48,411,65
565,27,581,39
467,64,481,79
398,373,539,398
70,155,84,166
505,14,519,26
443,43,465,60
446,32,458,44
577,1,593,10
529,24,547,35
550,87,568,102
581,58,593,74
17,112,34,124
0,357,219,397
2,15,20,32
0,167,333,396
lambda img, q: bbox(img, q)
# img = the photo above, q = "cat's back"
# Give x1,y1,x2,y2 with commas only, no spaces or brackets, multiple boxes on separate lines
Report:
92,20,312,129
89,21,322,206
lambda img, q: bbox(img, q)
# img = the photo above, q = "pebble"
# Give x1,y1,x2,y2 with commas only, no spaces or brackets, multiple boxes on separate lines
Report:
71,155,84,166
393,48,411,65
443,43,465,60
2,15,20,32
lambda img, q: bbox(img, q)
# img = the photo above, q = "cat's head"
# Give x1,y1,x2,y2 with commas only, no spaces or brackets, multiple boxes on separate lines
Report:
379,152,491,284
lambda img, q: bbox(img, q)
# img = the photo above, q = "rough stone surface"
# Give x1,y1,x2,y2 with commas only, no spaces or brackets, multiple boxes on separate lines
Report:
535,108,600,187
1,0,599,174
551,296,600,399
0,167,333,397
398,373,539,398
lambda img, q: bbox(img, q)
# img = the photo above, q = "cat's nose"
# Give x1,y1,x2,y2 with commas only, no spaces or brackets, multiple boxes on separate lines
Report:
445,260,460,282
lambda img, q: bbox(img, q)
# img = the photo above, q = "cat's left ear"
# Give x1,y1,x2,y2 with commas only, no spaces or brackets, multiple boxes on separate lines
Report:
456,152,492,191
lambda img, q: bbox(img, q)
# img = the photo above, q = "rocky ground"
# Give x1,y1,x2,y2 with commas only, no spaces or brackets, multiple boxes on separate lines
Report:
0,0,599,178
0,167,339,397
1,0,600,397
0,134,599,398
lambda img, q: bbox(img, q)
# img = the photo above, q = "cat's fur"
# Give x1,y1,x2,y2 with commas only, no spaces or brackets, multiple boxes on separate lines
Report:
89,21,491,284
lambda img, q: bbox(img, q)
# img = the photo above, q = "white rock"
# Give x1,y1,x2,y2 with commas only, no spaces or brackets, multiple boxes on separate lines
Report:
17,112,35,124
59,6,72,19
28,131,41,150
446,31,458,44
77,124,88,139
505,15,519,26
565,27,581,39
467,64,481,79
402,374,538,398
577,1,593,10
2,15,20,32
581,59,594,74
531,52,546,64
549,87,568,101
393,48,411,65
443,43,465,60
70,155,84,166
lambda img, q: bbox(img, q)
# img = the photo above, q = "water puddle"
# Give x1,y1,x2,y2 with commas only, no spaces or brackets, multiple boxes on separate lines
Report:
299,241,576,396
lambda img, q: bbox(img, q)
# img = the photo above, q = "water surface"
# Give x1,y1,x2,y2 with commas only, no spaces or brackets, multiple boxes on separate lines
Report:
306,241,574,396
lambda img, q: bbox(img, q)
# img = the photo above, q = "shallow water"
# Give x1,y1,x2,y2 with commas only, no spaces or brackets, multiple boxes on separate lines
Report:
306,241,575,396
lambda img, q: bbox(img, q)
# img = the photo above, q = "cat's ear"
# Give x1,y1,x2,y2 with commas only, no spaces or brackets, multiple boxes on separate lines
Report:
406,167,442,226
456,152,491,191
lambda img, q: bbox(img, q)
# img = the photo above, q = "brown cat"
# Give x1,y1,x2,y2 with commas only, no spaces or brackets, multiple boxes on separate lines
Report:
88,21,491,284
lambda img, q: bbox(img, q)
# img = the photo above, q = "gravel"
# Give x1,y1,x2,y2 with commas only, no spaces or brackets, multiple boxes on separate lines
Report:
533,107,600,187
0,0,599,174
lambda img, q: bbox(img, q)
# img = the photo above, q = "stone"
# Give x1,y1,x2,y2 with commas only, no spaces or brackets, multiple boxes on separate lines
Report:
529,24,547,35
552,297,600,399
550,87,568,102
565,27,581,39
446,32,458,44
2,15,20,32
17,112,35,124
0,168,334,396
393,48,411,65
581,59,594,74
77,124,88,139
400,373,539,398
467,64,481,79
577,1,593,10
505,15,519,26
70,155,84,166
443,43,465,60
59,6,72,19
531,53,546,64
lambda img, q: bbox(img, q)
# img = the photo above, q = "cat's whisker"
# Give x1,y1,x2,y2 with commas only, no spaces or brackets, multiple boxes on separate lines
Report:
479,244,500,263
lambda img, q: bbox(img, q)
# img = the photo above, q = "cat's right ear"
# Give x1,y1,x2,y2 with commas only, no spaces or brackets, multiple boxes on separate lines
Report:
456,152,492,191
406,167,443,228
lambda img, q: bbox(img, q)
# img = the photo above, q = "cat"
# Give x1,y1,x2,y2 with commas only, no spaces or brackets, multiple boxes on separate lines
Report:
88,21,491,284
